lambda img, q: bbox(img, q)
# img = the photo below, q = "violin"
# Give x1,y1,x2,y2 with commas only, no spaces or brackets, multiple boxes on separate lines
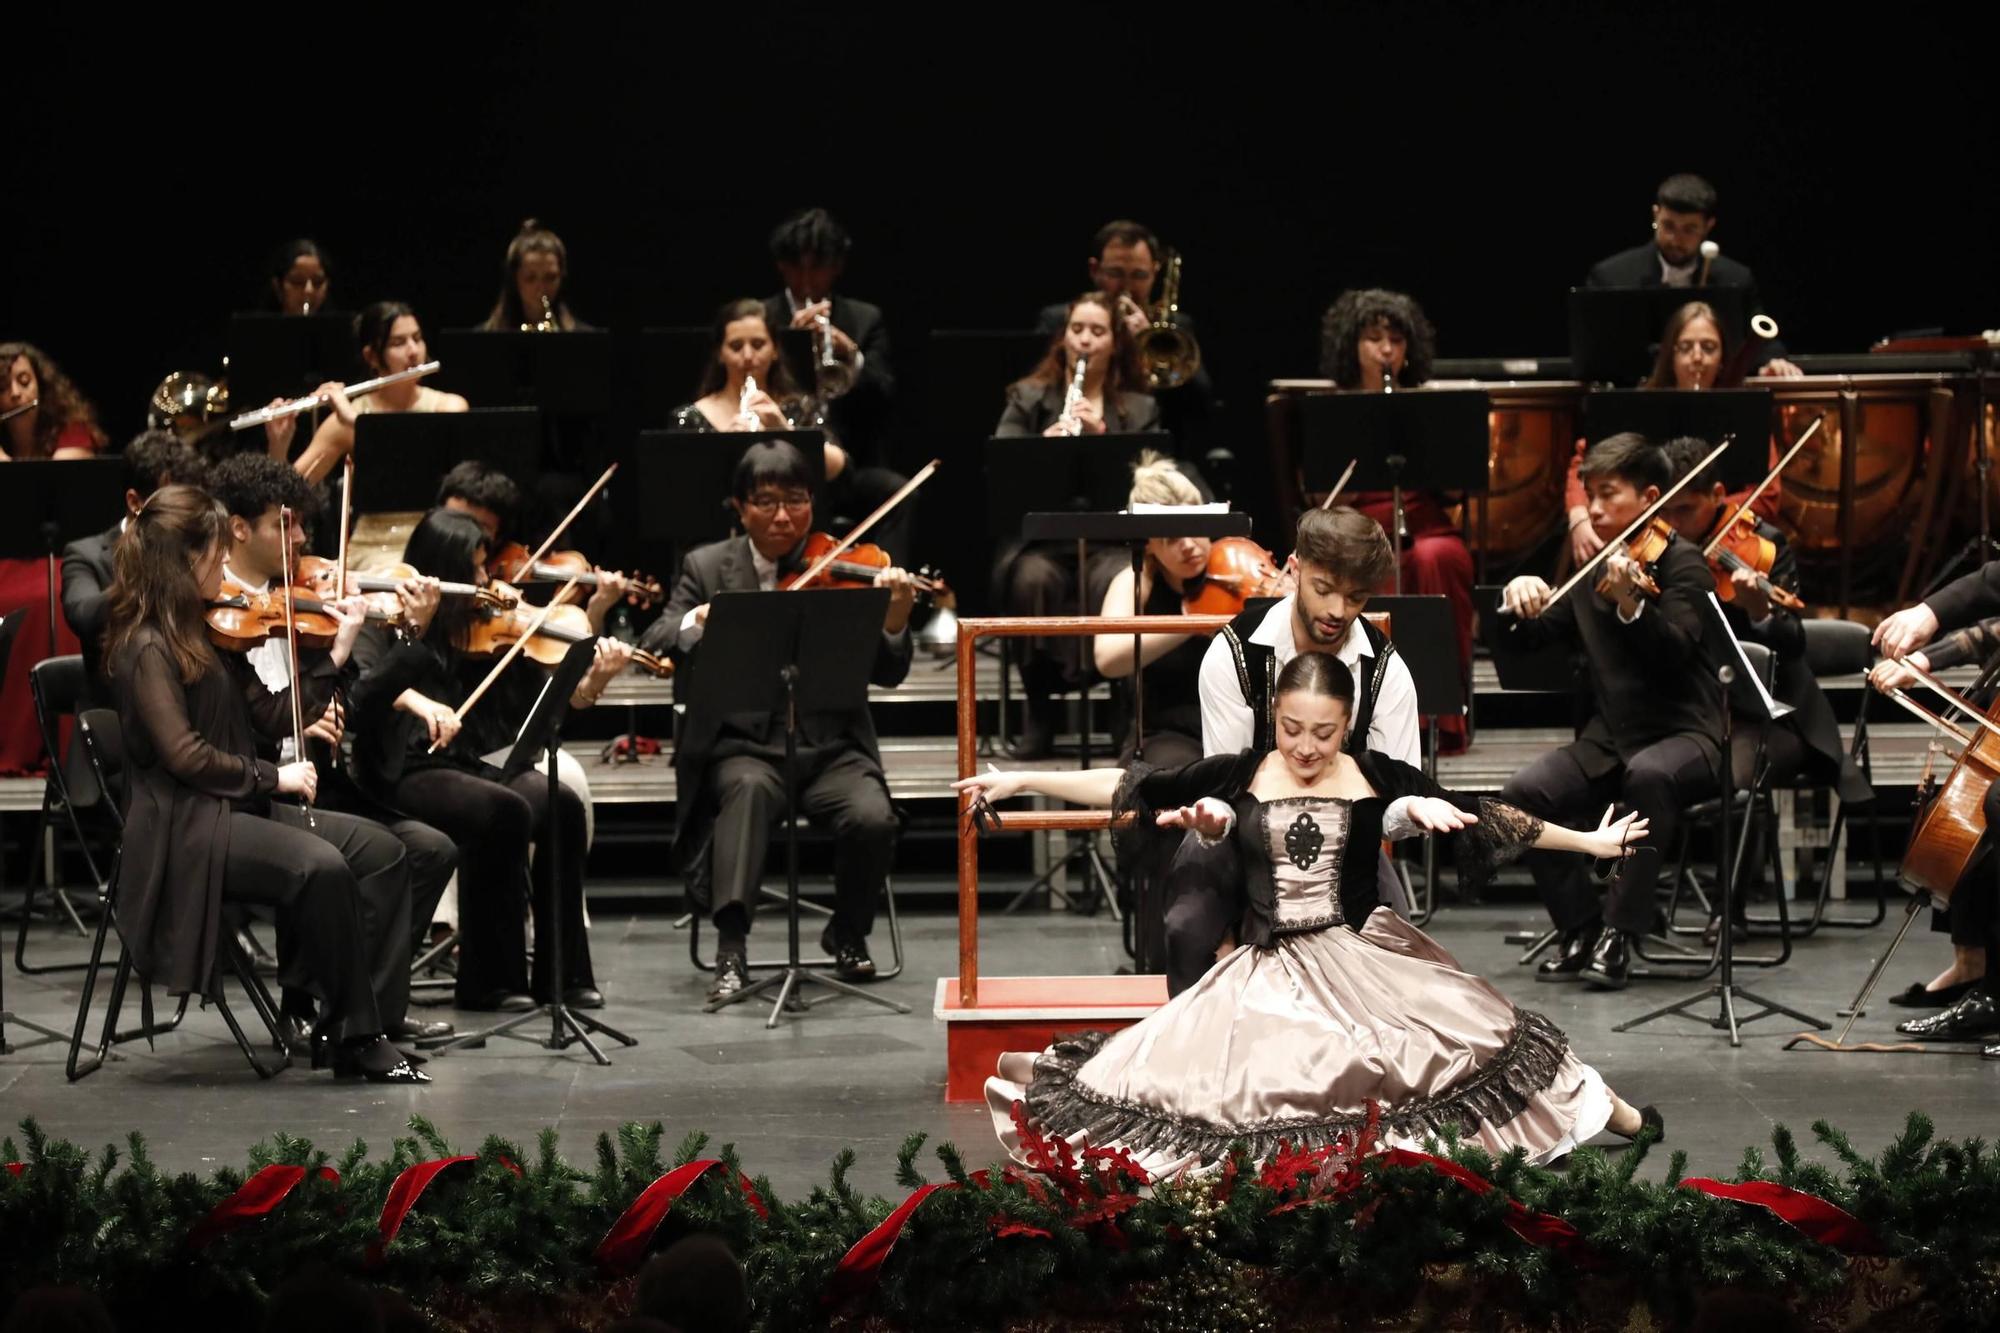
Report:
463,582,673,679
1183,536,1290,616
1594,517,1673,603
1706,512,1805,612
206,580,344,651
786,531,951,604
296,555,513,608
490,541,664,608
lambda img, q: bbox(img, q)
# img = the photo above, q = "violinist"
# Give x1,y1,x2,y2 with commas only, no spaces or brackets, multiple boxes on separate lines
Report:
290,302,468,486
101,484,427,1083
436,460,524,549
208,454,459,1050
346,509,634,1012
636,441,916,1004
1317,289,1474,753
1498,434,1721,991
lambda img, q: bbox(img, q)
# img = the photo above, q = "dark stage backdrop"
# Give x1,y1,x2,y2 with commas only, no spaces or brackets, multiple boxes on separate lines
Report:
11,8,1993,583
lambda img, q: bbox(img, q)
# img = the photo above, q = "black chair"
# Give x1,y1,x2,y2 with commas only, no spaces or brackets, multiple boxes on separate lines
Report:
1,610,68,1054
17,655,106,974
65,707,288,1081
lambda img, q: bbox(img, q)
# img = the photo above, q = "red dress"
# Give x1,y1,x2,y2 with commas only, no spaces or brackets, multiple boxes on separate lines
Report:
0,424,99,773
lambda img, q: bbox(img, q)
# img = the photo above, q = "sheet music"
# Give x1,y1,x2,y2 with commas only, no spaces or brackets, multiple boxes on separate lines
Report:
1704,591,1794,722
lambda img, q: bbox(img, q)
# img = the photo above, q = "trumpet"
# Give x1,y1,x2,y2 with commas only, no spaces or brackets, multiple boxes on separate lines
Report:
1057,355,1088,436
1136,251,1202,391
229,362,441,431
815,311,855,398
523,293,559,333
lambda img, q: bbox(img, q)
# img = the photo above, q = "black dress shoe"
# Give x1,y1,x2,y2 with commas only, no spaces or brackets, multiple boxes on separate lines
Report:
333,1036,432,1085
280,1013,316,1057
563,987,604,1010
391,1017,456,1042
1536,925,1599,982
457,990,536,1013
1984,1042,2000,1061
820,926,877,982
1896,990,2000,1041
709,949,750,1004
1888,978,1982,1009
1582,928,1633,991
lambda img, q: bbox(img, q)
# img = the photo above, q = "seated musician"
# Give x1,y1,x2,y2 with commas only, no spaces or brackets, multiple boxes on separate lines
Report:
63,430,209,691
637,441,916,1004
1498,433,1722,991
763,207,894,467
1163,505,1420,995
480,219,591,332
101,484,427,1082
267,238,333,316
1317,288,1473,753
207,453,458,1049
1563,299,1795,568
1034,219,1213,444
1,340,106,460
290,302,469,485
991,292,1161,757
346,509,633,1012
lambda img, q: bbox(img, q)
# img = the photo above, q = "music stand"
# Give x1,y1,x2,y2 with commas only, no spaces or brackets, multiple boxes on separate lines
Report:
351,409,543,512
1583,389,1771,490
1475,586,1578,694
0,460,124,659
432,638,637,1064
1567,287,1748,386
432,330,615,414
1615,594,1826,1045
695,589,912,1028
227,313,355,408
1298,391,1490,593
1370,595,1462,922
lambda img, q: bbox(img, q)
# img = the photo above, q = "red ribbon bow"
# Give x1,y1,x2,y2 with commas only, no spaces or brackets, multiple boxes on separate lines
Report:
187,1164,341,1251
595,1160,768,1275
367,1154,522,1267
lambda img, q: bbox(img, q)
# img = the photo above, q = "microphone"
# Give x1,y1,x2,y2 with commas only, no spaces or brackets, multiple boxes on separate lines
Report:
1698,240,1720,286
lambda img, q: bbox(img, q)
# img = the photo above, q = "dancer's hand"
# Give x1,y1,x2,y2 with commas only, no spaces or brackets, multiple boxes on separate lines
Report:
952,770,1027,803
1402,796,1478,833
1578,805,1648,861
1156,796,1234,840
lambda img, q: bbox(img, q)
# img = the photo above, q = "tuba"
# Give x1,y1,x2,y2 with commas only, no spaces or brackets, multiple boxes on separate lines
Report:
1136,251,1202,390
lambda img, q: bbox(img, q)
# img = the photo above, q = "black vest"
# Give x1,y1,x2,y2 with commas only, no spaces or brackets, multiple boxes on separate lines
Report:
1219,599,1395,754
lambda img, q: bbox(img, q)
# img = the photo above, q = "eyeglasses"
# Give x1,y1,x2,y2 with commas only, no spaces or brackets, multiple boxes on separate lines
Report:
742,492,812,515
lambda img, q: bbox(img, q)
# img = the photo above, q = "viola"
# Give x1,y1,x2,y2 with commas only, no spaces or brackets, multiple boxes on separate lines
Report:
1183,537,1291,616
1706,512,1805,611
785,532,950,604
490,541,664,609
1594,517,1674,603
463,582,673,679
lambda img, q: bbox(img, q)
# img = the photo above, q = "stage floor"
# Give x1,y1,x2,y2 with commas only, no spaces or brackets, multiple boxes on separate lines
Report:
1,890,1990,1197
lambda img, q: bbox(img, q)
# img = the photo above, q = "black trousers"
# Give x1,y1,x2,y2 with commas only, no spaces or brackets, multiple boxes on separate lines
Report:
391,766,593,1002
1502,733,1717,935
224,809,381,1038
703,740,895,940
1115,729,1203,980
1932,784,2000,959
275,808,453,1029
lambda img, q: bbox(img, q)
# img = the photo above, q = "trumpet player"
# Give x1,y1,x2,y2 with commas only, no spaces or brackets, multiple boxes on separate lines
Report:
763,208,894,469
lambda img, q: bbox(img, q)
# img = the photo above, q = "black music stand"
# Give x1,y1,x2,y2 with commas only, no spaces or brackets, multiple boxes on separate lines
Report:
1369,595,1463,921
0,460,124,660
433,330,615,415
1615,594,1827,1045
1583,390,1772,490
694,589,911,1027
1298,392,1490,593
433,638,636,1064
350,409,543,511
1567,287,1748,386
227,313,355,408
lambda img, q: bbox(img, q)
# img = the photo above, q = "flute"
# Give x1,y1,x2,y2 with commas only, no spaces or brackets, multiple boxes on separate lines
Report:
229,361,441,431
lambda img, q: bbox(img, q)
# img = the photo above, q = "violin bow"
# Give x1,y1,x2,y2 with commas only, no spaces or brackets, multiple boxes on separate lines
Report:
1318,458,1359,511
1542,438,1731,612
434,574,584,753
507,462,618,583
785,458,942,591
1701,416,1824,561
336,455,354,592
278,506,316,828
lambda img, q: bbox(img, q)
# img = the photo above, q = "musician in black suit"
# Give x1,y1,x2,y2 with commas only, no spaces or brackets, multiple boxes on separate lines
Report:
61,430,208,691
763,207,894,468
1583,173,1794,375
1035,219,1214,448
639,441,916,1004
1496,434,1722,990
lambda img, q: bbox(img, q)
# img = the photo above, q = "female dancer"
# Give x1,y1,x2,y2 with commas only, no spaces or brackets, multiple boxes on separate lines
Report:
956,652,1660,1174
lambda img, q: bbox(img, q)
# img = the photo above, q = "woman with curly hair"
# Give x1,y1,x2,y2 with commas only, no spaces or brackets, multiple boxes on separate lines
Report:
1316,290,1472,752
1,341,106,461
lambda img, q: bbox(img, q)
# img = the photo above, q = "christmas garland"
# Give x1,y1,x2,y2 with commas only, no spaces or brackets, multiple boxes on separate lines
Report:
2,1109,1997,1331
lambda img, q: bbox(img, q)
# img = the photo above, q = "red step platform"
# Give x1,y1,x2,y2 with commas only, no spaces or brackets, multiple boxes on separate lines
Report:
934,974,1167,1102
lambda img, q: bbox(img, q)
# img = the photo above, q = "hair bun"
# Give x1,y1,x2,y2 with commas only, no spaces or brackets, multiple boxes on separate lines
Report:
519,217,542,234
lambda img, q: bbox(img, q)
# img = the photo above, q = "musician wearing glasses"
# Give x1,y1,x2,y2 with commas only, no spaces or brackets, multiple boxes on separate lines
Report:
480,219,591,332
763,207,894,468
1317,289,1474,754
289,302,467,485
637,441,916,1004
